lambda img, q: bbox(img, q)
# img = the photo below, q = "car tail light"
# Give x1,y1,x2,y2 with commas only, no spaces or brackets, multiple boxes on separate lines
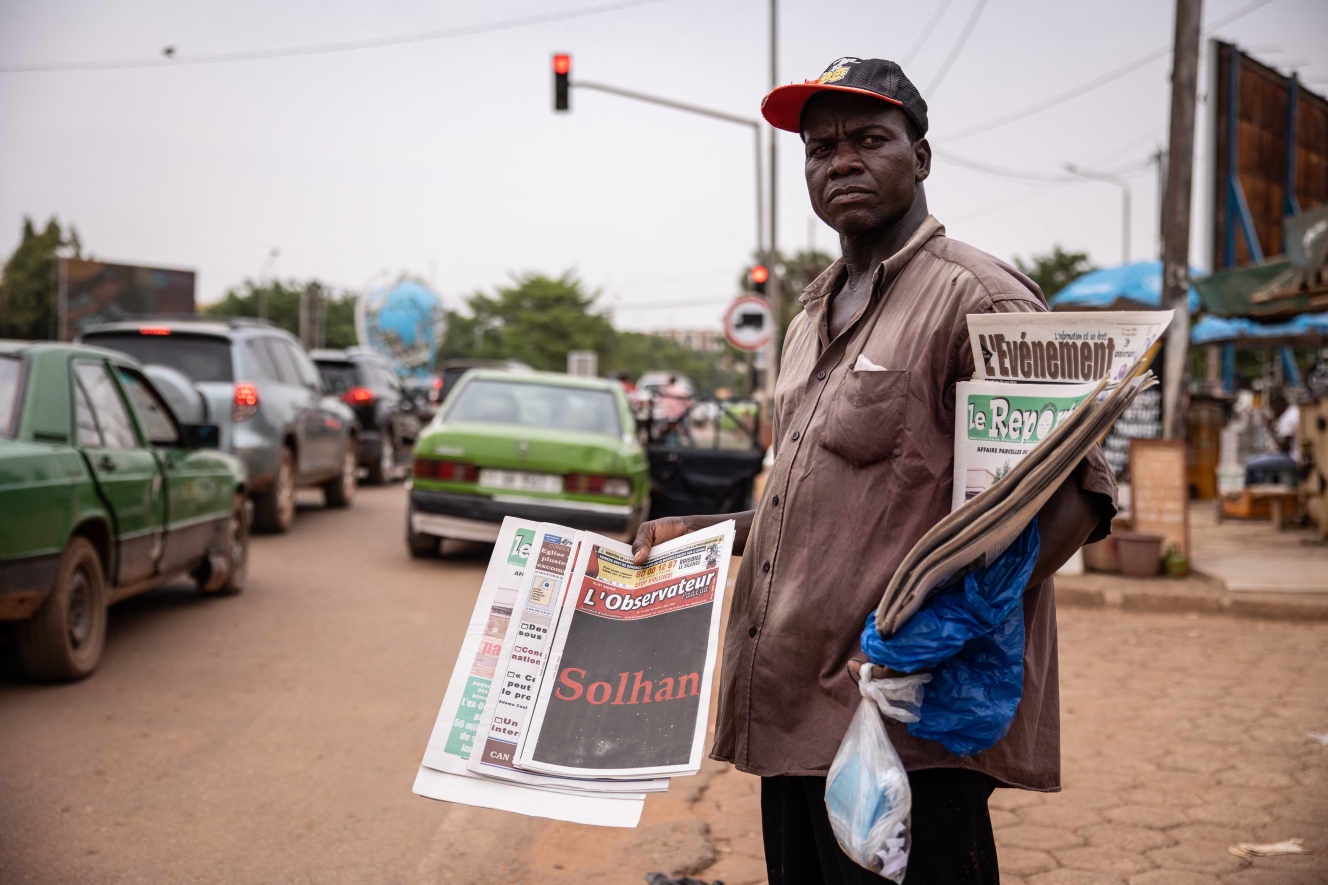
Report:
412,458,479,483
564,473,631,498
342,386,375,405
138,326,172,336
233,382,260,422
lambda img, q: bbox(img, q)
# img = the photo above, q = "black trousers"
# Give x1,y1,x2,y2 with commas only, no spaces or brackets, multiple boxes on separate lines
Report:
760,769,999,885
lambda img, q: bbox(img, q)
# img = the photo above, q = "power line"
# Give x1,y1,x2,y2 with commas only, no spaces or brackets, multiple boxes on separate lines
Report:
900,0,954,68
925,0,989,96
939,0,1278,142
933,147,1077,183
0,0,664,73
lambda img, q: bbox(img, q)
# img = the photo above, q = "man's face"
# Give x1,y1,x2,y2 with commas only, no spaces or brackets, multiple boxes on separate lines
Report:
801,94,930,236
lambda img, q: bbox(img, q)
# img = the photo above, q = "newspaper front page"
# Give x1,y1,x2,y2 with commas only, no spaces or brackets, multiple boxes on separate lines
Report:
412,518,646,827
968,310,1173,384
517,522,736,779
952,380,1097,509
414,516,735,825
467,524,666,793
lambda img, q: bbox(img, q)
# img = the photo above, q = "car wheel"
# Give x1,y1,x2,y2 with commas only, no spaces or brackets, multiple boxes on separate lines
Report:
367,437,394,485
198,494,249,596
406,503,440,558
323,444,357,508
254,446,296,533
15,536,108,682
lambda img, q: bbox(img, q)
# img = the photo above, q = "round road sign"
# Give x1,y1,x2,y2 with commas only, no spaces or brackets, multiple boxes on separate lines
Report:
723,295,773,352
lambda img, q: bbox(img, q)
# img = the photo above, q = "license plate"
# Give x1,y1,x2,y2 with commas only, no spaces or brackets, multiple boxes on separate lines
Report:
478,469,562,494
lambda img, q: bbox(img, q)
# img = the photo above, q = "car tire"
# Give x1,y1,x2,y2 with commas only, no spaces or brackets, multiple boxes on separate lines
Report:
367,437,394,485
254,446,296,533
323,444,357,508
406,504,440,558
15,536,108,682
198,494,249,596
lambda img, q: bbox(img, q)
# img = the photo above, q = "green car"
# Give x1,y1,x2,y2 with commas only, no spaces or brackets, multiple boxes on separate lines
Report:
406,370,649,556
0,341,249,682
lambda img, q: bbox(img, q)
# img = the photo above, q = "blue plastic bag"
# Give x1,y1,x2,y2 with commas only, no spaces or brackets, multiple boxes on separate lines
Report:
859,521,1040,757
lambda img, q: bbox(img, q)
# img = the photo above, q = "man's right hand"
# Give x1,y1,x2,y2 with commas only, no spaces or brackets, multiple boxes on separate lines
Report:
631,517,691,566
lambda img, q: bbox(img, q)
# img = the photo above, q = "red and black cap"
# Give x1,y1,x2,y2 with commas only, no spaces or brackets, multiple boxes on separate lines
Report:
762,57,928,136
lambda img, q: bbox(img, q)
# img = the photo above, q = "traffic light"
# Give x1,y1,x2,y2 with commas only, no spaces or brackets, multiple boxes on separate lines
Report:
553,53,571,112
748,264,769,295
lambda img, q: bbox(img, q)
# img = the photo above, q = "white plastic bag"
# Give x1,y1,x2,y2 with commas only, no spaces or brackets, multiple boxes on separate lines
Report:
824,668,930,881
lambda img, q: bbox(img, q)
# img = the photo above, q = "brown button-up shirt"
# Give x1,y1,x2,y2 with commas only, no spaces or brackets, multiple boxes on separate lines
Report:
710,216,1116,790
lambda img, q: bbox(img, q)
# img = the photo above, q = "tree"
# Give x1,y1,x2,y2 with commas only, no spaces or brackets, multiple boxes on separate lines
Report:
443,271,615,372
0,216,82,340
1013,245,1097,302
202,279,358,348
443,271,749,396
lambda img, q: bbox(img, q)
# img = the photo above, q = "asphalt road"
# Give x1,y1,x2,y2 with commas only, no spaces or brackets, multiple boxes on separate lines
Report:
0,483,519,883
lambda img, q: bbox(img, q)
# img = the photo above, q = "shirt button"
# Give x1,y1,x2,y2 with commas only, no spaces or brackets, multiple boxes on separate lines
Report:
748,626,758,638
816,369,826,380
791,430,801,441
771,495,779,506
762,561,771,573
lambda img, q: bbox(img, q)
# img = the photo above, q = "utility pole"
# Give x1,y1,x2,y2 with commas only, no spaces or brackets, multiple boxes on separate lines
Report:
1151,147,1168,259
1160,0,1202,441
765,0,780,405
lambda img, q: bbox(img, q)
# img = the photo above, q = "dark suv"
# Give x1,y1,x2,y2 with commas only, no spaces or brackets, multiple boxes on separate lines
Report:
79,319,358,533
311,348,420,484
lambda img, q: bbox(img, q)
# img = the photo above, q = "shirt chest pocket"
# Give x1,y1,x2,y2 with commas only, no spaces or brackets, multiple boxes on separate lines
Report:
819,368,911,467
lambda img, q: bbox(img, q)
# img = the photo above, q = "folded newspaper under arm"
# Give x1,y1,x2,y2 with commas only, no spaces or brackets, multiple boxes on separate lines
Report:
874,311,1170,638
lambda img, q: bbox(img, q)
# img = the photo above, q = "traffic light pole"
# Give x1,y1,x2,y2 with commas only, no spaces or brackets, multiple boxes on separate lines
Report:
572,79,766,255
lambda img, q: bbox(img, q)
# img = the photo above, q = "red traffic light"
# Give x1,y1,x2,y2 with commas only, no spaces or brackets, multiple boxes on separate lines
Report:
553,53,571,112
749,265,769,285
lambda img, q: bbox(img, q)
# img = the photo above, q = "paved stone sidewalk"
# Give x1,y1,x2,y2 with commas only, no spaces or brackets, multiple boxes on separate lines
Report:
677,606,1328,885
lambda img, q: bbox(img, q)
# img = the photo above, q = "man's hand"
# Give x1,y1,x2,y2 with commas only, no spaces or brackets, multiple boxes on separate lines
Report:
846,660,893,682
632,517,691,565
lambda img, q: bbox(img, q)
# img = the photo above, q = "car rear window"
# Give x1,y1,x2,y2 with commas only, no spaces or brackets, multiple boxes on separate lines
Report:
0,355,22,437
82,332,233,383
447,379,621,436
315,360,360,395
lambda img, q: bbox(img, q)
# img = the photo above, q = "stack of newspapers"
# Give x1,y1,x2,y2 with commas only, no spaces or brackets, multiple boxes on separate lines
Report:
874,310,1174,637
413,517,736,828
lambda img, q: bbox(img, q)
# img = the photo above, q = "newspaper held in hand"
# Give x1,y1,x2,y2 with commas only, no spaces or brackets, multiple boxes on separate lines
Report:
412,519,646,827
413,516,735,826
466,523,667,793
875,310,1172,637
517,523,735,779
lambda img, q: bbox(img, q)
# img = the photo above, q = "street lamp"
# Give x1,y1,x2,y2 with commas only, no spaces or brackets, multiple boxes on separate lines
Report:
1065,163,1131,264
259,246,280,320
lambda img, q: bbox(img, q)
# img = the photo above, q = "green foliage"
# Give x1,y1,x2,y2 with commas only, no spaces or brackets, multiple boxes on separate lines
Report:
1013,245,1097,302
0,216,82,340
442,271,614,372
443,270,748,396
201,279,358,348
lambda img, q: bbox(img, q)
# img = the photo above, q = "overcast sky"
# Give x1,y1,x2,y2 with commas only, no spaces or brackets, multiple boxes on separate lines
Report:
3,0,1325,332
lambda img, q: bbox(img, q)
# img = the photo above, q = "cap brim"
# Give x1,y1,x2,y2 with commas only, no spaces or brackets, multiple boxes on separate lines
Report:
761,82,906,132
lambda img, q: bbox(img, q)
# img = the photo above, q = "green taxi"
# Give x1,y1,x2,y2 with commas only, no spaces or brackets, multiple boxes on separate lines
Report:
0,341,248,681
406,370,649,556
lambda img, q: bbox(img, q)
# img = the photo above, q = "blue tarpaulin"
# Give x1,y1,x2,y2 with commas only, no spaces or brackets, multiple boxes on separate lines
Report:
1050,261,1201,313
1190,312,1328,345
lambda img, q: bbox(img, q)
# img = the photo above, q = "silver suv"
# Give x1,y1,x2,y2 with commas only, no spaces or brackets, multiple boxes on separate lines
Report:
80,319,358,533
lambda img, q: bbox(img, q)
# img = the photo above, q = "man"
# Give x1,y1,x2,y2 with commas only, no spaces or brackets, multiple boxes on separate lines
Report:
654,374,695,443
633,57,1116,884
